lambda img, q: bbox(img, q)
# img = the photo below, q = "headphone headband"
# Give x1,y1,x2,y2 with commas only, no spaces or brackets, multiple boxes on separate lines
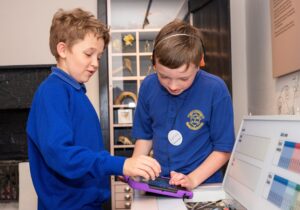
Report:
152,33,204,67
154,33,196,48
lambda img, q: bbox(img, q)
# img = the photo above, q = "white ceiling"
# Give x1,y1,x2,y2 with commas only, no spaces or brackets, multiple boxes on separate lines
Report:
109,0,188,29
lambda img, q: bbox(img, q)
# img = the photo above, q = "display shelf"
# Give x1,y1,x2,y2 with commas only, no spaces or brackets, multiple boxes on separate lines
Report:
107,4,160,210
108,27,160,210
113,145,135,149
109,28,159,151
113,124,133,127
113,104,136,109
112,76,140,81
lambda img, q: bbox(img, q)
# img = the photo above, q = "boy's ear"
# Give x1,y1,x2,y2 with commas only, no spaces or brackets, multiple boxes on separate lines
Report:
56,42,67,59
199,56,205,68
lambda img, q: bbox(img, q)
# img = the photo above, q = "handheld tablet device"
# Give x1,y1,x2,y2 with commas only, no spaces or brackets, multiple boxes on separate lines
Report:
125,176,193,199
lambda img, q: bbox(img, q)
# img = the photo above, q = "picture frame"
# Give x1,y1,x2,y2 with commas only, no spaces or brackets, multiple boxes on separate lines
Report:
117,109,133,124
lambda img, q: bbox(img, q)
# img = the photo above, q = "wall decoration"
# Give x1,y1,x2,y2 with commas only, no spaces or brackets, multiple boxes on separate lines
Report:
277,71,300,115
270,0,300,77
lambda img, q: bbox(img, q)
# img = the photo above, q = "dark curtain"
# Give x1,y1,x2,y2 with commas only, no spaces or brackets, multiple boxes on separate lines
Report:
189,0,232,94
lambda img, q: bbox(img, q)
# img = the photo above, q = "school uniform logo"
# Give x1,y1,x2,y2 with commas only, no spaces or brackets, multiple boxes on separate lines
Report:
186,110,204,130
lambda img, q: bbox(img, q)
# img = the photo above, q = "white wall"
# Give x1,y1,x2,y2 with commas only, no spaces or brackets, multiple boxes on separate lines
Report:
5,0,291,133
230,0,248,133
0,0,100,116
0,3,100,209
245,0,277,115
231,0,300,133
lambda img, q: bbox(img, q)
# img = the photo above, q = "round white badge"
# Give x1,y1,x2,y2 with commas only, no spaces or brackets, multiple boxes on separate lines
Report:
168,130,183,146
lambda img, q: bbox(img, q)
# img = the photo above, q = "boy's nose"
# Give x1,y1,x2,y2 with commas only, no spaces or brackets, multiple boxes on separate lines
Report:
91,57,99,68
168,82,179,92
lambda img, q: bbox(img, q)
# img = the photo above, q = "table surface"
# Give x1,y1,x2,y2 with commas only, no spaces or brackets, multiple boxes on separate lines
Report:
131,191,187,210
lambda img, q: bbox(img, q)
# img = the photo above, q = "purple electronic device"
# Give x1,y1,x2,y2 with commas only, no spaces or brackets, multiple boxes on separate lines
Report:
125,176,193,199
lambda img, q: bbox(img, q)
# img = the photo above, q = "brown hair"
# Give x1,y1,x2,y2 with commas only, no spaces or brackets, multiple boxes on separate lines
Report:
49,8,110,61
153,19,203,69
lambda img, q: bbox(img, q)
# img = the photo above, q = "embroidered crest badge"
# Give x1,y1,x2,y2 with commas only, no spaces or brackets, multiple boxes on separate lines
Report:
186,110,204,130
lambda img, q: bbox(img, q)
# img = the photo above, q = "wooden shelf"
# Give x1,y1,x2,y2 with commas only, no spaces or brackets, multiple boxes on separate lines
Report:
113,123,133,127
111,53,136,56
108,27,160,210
113,104,136,109
112,76,140,81
113,145,135,149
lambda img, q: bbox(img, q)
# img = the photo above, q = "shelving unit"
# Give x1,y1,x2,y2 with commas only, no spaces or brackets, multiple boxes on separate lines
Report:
108,29,159,210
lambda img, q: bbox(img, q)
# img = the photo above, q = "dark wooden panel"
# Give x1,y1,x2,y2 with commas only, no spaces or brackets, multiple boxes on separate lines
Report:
97,1,112,210
189,0,212,12
98,0,110,152
190,0,232,94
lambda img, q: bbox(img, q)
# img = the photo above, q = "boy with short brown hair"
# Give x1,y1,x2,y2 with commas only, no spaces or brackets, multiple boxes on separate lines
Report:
27,8,160,210
132,19,234,190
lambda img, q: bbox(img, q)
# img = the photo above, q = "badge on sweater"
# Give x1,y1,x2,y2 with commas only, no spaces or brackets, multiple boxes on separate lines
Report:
168,130,183,146
186,109,204,130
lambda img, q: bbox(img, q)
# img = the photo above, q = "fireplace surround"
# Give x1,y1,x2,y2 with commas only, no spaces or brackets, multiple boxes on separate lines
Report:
0,65,51,201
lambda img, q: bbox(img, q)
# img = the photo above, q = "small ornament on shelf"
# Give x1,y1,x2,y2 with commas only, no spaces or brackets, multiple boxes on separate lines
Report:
112,58,133,75
112,39,122,52
114,91,137,106
144,40,151,52
118,135,133,145
123,33,135,46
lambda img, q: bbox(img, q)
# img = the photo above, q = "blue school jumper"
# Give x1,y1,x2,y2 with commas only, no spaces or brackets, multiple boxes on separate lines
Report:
132,70,235,183
27,67,125,210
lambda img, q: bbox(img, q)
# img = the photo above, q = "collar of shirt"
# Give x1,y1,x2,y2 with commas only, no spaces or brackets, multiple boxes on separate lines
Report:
50,67,86,93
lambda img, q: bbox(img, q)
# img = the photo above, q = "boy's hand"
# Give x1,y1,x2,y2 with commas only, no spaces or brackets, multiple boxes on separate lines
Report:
169,171,196,191
123,155,161,180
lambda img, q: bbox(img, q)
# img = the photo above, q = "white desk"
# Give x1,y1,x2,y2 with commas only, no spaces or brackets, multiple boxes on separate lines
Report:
131,191,187,210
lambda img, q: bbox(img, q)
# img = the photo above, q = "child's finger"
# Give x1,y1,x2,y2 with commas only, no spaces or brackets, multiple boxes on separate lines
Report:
140,156,161,177
140,162,156,180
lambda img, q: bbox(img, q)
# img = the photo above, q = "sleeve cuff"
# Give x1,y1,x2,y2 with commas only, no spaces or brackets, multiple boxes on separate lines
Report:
213,144,234,152
103,155,126,176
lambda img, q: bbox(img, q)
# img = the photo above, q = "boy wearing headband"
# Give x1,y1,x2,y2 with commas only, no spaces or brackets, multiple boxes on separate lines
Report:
132,19,234,190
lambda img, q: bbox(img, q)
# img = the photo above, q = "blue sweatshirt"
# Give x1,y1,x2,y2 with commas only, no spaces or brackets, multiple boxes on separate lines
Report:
27,67,125,210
